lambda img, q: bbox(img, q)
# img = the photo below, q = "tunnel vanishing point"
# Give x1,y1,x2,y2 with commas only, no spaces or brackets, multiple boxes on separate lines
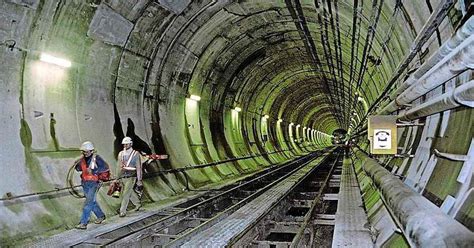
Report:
1,0,474,247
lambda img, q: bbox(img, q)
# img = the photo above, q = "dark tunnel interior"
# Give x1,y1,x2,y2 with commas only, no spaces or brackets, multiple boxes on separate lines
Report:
1,0,473,246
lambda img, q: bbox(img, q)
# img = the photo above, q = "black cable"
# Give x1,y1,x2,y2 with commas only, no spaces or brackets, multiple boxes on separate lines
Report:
66,163,84,198
0,148,310,201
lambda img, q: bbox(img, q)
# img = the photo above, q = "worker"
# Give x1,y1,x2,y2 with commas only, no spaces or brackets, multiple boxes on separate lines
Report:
116,137,142,217
74,141,110,229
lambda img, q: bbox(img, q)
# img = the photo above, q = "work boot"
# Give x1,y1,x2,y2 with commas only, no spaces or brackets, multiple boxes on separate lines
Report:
134,204,142,212
75,223,87,230
94,216,106,224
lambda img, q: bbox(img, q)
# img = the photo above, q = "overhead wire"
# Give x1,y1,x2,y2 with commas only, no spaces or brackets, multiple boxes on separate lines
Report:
324,0,343,111
353,0,455,134
286,0,344,126
319,1,344,123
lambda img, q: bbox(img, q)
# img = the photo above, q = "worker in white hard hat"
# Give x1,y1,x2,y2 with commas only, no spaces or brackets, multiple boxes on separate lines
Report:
74,141,110,229
116,136,142,217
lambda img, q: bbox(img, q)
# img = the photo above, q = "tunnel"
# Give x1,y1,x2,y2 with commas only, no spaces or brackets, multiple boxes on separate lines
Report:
1,0,473,246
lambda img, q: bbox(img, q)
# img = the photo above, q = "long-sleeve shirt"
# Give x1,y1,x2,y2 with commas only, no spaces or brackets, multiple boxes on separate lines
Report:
117,148,142,180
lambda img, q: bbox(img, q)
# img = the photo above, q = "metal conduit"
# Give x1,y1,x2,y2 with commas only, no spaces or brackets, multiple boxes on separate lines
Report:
390,16,474,99
355,150,474,247
399,80,474,121
381,34,474,114
380,17,474,114
352,77,473,135
353,1,457,124
351,19,474,135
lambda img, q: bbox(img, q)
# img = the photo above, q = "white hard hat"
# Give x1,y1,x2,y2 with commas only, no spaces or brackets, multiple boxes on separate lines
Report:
122,137,133,144
80,141,94,151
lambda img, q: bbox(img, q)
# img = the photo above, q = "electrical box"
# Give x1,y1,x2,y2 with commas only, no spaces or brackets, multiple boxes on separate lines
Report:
368,115,397,155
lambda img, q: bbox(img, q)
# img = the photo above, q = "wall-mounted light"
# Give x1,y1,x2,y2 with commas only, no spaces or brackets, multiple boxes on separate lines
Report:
234,107,242,112
188,94,201,101
263,114,269,119
40,53,71,68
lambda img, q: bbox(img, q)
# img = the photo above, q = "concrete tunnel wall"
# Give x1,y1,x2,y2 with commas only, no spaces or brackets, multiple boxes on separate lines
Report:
0,0,472,245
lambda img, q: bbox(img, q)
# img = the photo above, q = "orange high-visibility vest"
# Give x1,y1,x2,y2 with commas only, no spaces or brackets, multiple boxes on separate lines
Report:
80,158,99,181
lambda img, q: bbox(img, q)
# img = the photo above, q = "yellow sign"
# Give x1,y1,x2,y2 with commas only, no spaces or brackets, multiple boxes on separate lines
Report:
368,116,397,155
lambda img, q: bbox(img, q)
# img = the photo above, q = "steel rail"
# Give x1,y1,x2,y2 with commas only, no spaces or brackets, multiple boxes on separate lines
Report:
166,152,335,247
231,152,340,247
67,152,320,247
290,153,341,247
95,152,323,247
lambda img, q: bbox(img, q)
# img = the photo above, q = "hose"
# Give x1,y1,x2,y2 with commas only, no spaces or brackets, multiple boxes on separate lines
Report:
66,163,84,198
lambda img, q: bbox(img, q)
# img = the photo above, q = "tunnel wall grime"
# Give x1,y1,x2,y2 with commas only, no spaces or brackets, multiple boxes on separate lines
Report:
0,1,334,244
1,0,471,245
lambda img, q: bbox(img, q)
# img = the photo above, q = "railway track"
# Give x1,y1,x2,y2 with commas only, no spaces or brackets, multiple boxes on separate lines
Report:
170,150,342,247
232,152,342,247
72,150,331,247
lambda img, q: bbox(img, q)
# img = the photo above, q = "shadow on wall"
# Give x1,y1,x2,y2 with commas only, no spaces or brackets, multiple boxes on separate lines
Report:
113,103,125,157
112,103,151,155
126,118,152,154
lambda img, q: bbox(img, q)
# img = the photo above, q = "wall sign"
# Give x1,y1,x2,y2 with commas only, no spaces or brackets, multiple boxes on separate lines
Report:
374,129,391,149
368,116,397,155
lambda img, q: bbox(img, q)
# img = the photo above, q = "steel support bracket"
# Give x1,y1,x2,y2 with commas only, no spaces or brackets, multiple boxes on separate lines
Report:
394,154,414,158
396,121,425,127
434,149,469,161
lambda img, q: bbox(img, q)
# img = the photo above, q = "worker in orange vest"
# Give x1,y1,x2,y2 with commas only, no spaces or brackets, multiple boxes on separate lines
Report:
74,141,110,229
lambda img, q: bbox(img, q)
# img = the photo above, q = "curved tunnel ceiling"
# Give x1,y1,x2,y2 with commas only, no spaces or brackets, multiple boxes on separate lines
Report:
2,0,472,244
143,0,415,136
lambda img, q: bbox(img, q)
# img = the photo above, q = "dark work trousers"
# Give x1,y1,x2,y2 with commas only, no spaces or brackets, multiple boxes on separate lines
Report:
80,180,105,224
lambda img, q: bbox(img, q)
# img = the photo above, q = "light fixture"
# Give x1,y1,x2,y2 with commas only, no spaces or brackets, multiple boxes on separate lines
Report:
289,122,294,126
189,94,201,101
357,96,364,102
277,118,283,123
263,114,269,119
296,124,300,128
234,107,242,112
40,53,71,68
